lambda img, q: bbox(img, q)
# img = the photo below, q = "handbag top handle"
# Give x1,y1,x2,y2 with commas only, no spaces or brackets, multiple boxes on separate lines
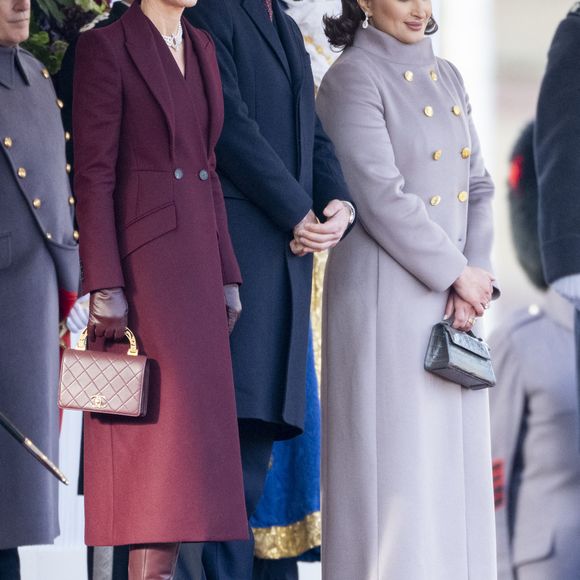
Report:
76,328,140,357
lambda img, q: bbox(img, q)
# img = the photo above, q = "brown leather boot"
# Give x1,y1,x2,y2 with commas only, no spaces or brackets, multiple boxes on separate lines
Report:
128,543,181,580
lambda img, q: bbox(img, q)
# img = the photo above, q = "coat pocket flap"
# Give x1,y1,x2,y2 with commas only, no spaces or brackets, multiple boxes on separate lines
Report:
120,203,177,259
512,528,554,566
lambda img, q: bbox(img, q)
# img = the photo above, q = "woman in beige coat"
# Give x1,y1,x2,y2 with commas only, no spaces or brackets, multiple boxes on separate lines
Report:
313,0,497,578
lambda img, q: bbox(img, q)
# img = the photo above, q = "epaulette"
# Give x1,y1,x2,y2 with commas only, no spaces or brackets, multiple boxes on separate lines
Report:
569,2,580,16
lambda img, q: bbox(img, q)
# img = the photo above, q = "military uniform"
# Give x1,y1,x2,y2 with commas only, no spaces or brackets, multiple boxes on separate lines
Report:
490,292,580,580
0,44,79,552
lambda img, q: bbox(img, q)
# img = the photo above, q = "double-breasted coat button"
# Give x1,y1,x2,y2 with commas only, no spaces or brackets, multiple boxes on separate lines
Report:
56,98,64,109
199,169,209,181
65,131,71,141
174,168,184,180
424,106,434,118
404,70,414,82
3,136,12,148
41,68,49,79
458,191,469,203
73,230,80,241
68,196,75,205
452,105,462,116
32,198,42,209
66,163,71,174
430,70,438,81
461,147,471,159
433,149,443,161
46,232,52,240
430,195,442,206
17,167,26,178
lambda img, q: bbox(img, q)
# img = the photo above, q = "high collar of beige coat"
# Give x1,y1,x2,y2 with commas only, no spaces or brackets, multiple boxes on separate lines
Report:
357,0,434,45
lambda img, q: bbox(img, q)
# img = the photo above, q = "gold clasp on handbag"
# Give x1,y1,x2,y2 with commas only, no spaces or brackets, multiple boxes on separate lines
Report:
77,327,140,357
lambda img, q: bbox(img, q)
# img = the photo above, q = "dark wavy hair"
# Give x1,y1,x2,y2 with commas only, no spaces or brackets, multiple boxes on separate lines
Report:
324,0,439,51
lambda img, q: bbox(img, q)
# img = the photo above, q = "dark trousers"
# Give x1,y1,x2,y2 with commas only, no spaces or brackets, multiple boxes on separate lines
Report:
178,422,275,580
87,545,129,580
0,548,20,580
252,557,299,580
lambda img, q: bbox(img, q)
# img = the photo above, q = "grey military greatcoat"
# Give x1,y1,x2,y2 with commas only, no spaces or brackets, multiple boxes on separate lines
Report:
490,291,580,580
317,26,496,580
0,45,79,549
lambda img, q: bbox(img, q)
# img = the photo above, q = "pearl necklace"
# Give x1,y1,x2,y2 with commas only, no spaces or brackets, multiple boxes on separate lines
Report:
161,22,183,50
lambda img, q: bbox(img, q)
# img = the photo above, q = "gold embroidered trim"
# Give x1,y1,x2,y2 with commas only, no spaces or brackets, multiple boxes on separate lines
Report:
252,511,321,559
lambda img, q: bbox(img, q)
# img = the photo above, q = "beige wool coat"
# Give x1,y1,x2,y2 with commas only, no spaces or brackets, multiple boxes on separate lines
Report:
317,26,497,580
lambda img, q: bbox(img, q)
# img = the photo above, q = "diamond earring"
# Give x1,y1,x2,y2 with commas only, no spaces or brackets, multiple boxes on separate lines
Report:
362,12,370,28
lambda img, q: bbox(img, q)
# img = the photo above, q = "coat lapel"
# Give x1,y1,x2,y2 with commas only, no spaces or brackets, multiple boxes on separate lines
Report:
122,2,176,152
183,20,222,154
241,0,291,82
273,0,304,93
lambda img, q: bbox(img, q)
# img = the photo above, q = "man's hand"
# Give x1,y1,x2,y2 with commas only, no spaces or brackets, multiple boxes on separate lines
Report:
295,200,350,253
224,284,242,334
88,288,128,341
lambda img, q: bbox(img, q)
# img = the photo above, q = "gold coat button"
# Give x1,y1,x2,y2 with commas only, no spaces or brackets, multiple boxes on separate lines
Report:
430,70,438,81
433,149,443,161
424,106,434,118
57,98,64,109
32,198,42,209
68,195,75,205
65,131,71,142
430,195,442,206
66,163,71,174
452,105,462,116
3,136,12,148
17,167,26,178
41,68,49,79
73,230,80,241
404,70,414,82
46,232,52,240
461,147,471,159
458,191,469,203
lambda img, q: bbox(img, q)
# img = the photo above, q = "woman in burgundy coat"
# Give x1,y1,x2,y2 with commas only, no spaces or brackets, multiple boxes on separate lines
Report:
72,0,248,577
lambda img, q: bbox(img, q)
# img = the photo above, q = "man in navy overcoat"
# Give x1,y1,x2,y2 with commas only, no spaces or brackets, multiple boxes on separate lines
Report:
535,3,580,412
183,1,354,578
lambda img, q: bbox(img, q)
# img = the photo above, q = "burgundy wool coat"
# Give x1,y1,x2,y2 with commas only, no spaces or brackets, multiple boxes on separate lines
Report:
72,2,248,545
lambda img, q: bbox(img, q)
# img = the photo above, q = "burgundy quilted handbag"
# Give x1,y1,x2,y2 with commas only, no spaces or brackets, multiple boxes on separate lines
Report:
58,328,149,417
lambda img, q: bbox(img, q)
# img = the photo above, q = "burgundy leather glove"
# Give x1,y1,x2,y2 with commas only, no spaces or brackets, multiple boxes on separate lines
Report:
224,284,242,335
88,288,128,341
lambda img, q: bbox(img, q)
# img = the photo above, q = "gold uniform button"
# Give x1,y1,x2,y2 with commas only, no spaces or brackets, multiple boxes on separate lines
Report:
65,131,71,142
66,163,71,174
458,191,469,203
433,149,443,161
461,147,471,159
73,230,80,241
430,70,438,81
46,232,52,240
41,68,49,79
452,105,462,116
430,195,442,206
17,167,26,178
424,106,434,118
32,198,42,209
404,70,414,82
57,98,64,109
68,195,75,205
3,136,13,148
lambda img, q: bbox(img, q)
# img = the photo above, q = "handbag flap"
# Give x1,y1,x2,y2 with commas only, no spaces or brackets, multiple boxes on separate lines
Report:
442,324,491,360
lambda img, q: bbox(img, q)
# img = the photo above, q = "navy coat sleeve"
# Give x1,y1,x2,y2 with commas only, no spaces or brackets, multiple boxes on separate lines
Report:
186,0,314,232
535,11,580,284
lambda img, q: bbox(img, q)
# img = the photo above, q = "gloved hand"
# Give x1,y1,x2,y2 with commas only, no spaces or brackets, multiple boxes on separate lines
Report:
88,288,128,341
224,284,242,335
66,293,90,334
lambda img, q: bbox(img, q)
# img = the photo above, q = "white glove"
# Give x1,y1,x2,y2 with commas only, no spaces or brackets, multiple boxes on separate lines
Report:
66,293,90,334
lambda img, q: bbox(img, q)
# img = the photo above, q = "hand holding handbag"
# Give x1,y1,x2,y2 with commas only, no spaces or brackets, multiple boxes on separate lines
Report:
424,321,496,390
58,328,150,416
